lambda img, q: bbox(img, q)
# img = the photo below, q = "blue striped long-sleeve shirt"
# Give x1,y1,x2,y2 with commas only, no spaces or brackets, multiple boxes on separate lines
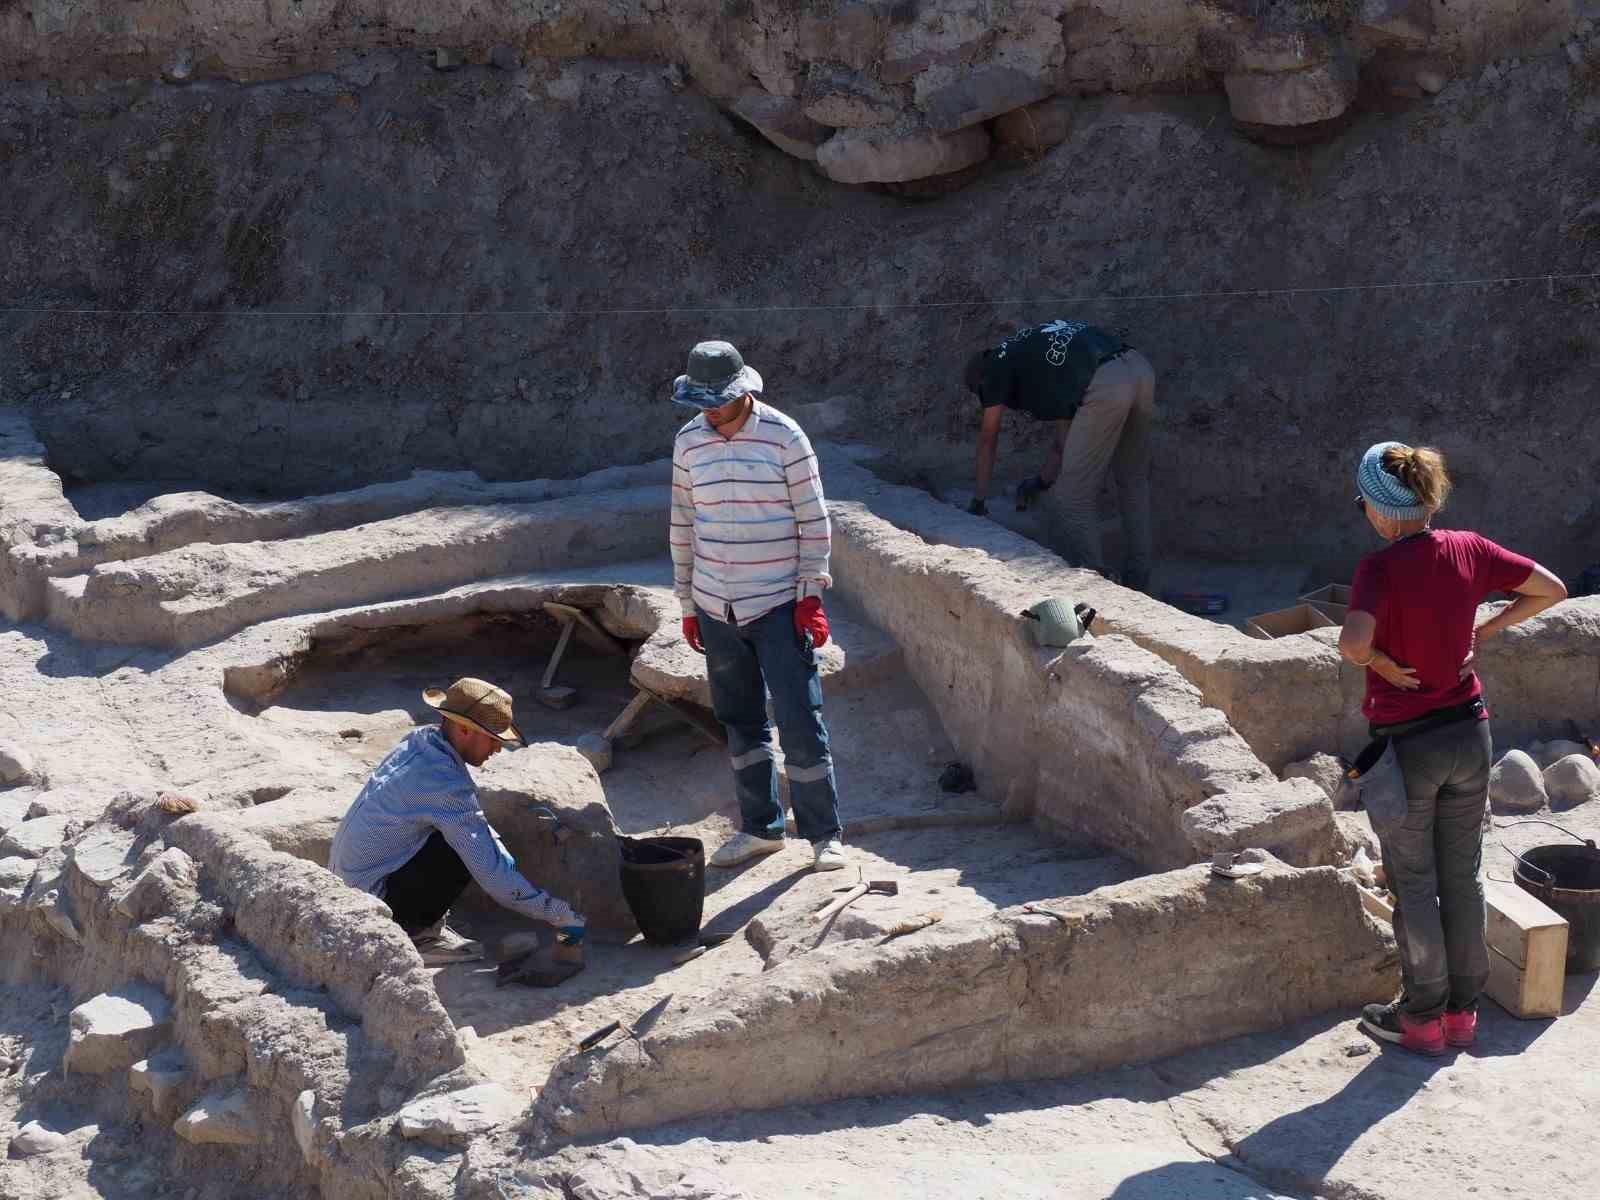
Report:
670,400,832,625
329,727,583,928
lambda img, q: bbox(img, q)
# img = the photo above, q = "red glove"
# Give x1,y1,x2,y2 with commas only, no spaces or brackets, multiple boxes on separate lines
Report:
681,616,705,654
794,597,830,648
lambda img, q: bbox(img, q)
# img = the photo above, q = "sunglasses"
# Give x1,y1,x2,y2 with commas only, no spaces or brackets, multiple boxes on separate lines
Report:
1353,494,1367,511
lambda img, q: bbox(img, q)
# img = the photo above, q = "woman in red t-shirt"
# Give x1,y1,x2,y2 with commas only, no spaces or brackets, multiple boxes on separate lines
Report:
1339,442,1566,1055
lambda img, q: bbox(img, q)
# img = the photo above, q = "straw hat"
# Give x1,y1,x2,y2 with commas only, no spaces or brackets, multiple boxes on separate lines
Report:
422,677,524,747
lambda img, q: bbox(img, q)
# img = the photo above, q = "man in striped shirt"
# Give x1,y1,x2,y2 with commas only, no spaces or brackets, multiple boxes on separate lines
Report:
669,340,847,872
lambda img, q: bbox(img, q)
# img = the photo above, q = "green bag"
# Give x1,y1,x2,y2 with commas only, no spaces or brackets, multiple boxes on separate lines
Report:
1022,597,1096,648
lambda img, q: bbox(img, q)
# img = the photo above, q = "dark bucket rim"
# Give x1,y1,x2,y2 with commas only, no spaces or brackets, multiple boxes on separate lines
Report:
1513,843,1600,898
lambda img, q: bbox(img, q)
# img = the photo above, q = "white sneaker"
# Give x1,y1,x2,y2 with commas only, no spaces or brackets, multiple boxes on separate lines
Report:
812,838,848,872
411,919,484,965
709,831,785,868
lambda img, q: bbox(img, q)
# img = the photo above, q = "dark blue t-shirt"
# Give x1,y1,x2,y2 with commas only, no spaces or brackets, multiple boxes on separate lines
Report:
976,320,1127,420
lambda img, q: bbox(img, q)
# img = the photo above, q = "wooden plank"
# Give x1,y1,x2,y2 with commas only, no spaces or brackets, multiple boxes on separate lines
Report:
1361,888,1394,925
1485,877,1568,967
1486,943,1564,1020
542,602,624,656
540,617,576,690
602,690,652,742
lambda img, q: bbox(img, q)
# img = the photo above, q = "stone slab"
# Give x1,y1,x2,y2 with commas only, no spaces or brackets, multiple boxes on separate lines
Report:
396,1083,524,1148
65,987,174,1075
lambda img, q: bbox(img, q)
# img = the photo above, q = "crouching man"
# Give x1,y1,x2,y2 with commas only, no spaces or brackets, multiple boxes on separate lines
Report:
329,677,586,965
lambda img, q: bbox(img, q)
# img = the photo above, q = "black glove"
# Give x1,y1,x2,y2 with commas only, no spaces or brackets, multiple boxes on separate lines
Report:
968,497,988,516
1015,475,1052,511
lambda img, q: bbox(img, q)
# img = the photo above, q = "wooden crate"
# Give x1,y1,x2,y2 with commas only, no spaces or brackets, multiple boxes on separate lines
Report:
1359,879,1567,1020
1245,603,1337,640
1484,878,1568,1020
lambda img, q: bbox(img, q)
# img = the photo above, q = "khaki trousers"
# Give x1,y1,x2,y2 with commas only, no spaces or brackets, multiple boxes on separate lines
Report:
1048,349,1156,582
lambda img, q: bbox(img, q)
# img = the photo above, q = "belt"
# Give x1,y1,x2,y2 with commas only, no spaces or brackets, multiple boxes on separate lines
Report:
1369,697,1485,742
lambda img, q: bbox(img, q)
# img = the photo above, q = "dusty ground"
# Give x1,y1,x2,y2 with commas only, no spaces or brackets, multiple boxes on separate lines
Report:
467,913,1600,1200
253,596,1126,1093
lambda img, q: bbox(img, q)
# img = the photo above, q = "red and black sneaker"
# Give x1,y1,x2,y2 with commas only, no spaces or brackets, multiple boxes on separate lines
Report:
1442,1005,1478,1048
1361,999,1447,1056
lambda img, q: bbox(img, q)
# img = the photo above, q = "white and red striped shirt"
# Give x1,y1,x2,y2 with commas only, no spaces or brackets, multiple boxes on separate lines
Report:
670,400,832,625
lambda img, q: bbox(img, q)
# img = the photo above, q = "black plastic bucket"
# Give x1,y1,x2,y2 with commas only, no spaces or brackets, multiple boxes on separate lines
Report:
1513,842,1600,974
618,836,705,945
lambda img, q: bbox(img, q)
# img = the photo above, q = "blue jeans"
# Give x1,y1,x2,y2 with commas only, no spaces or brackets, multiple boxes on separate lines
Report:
696,601,842,845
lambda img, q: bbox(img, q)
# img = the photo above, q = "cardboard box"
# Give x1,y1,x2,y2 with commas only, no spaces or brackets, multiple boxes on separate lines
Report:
1484,878,1568,1019
1245,603,1337,640
1299,583,1352,607
1298,585,1351,627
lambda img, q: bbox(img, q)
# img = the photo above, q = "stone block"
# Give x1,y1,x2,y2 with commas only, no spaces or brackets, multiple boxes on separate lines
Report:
1283,752,1348,806
1531,739,1587,769
0,814,80,859
1357,0,1434,44
65,988,174,1075
817,121,991,184
1233,29,1337,74
0,855,35,911
293,1089,319,1166
10,1121,68,1157
731,92,831,162
1544,754,1600,807
129,1052,190,1117
993,97,1074,151
1225,52,1359,128
801,64,900,129
68,823,141,890
475,744,636,938
0,741,36,785
174,1086,267,1146
574,733,613,774
396,1083,523,1148
1490,750,1548,814
920,67,1052,134
1182,778,1337,866
115,846,200,921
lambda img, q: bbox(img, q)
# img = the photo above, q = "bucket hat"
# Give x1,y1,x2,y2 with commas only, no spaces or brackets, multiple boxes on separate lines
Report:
423,677,524,747
672,340,763,409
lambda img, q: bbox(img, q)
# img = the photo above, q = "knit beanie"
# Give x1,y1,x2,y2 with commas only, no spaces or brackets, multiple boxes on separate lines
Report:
1357,441,1429,521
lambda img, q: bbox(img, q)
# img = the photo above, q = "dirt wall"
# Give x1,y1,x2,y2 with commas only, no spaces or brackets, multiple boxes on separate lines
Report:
4,46,1600,577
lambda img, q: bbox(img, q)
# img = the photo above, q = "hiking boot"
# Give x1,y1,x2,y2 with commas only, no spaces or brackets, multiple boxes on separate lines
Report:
709,831,785,868
1361,998,1446,1056
1443,1006,1478,1048
411,920,484,966
812,838,847,872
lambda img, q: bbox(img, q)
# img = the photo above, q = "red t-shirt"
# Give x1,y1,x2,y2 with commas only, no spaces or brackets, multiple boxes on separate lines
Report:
1349,529,1535,725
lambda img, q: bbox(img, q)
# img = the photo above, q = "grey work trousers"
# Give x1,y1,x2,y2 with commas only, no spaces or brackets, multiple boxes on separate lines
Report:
1374,717,1493,1020
1050,349,1156,583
